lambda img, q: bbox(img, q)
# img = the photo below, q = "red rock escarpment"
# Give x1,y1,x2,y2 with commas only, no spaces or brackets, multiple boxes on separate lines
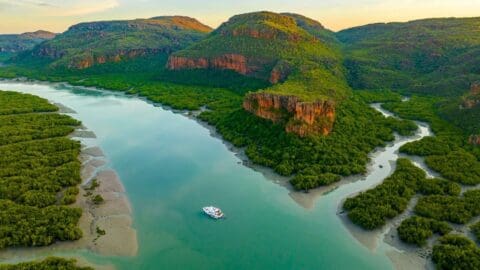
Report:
243,93,335,137
167,54,249,75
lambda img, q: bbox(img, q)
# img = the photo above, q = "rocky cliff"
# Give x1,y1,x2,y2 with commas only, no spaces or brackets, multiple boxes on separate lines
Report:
167,54,249,75
243,93,335,137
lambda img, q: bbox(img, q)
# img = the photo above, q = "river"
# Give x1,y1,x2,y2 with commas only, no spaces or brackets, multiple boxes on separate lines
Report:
0,81,434,270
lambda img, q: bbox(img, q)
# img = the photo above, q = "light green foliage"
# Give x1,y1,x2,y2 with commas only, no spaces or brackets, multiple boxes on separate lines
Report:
0,257,93,270
0,91,83,248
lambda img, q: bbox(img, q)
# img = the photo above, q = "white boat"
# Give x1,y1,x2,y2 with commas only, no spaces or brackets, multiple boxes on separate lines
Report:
202,206,224,219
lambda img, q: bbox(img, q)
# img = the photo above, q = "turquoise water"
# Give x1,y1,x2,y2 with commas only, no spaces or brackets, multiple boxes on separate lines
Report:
0,81,417,270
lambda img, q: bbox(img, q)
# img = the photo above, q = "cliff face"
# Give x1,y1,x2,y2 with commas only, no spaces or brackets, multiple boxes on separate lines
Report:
243,93,335,137
167,54,249,75
167,54,291,83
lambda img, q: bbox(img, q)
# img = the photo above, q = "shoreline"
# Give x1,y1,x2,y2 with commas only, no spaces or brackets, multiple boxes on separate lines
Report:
0,103,137,268
0,77,434,270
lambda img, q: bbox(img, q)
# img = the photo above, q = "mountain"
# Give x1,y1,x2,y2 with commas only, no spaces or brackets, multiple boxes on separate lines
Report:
337,17,480,136
13,16,212,69
0,30,56,61
167,11,349,136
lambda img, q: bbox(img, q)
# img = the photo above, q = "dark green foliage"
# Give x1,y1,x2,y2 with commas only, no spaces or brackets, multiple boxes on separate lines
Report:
343,159,426,230
414,190,480,224
400,136,454,156
96,226,106,236
157,69,270,95
0,91,83,248
425,151,480,185
0,257,93,270
398,216,451,246
417,178,461,196
290,173,341,191
384,117,418,136
432,235,480,270
354,89,402,103
92,194,104,205
472,222,480,242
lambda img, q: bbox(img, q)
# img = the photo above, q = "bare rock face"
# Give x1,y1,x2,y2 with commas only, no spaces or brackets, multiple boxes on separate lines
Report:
470,135,480,145
243,92,335,137
463,82,480,109
167,54,249,75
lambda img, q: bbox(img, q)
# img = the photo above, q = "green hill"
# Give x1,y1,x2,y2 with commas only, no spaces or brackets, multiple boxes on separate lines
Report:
337,17,480,135
168,11,348,101
13,16,211,69
0,30,56,62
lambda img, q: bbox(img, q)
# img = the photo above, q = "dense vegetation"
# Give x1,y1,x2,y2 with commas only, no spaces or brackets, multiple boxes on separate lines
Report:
344,158,462,230
0,15,417,192
0,257,92,270
432,235,480,270
338,17,480,136
397,216,451,246
0,91,83,248
172,12,350,102
13,16,211,69
414,190,480,224
1,13,480,269
344,159,423,229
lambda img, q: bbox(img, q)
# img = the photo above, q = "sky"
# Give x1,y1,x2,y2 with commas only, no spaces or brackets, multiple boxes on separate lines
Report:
1,0,480,34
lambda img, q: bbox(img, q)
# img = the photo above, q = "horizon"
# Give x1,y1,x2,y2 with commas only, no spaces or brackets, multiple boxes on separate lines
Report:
1,0,479,34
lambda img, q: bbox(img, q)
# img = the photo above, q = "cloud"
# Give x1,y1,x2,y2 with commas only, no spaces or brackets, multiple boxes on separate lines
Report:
56,0,119,16
0,0,119,16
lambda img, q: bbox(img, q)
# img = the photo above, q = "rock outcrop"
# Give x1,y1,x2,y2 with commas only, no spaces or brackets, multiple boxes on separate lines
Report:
243,93,335,137
167,54,249,75
463,82,480,109
470,135,480,145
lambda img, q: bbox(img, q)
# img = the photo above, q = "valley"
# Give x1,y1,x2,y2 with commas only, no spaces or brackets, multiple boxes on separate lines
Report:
0,10,479,270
